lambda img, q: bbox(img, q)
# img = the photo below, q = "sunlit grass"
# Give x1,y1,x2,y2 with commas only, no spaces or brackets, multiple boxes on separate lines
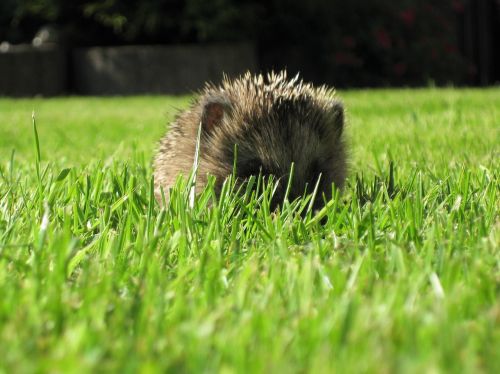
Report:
0,88,498,372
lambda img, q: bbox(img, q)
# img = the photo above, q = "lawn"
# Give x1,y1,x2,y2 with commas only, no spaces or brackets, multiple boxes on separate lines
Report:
0,88,498,372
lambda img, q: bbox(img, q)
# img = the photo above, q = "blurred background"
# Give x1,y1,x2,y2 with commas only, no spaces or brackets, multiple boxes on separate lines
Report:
0,0,499,96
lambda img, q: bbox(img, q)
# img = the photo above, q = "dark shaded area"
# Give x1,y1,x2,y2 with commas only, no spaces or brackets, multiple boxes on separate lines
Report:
460,0,500,85
0,0,498,89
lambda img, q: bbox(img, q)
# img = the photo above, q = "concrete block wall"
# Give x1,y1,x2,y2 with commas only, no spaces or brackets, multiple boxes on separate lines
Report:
0,45,67,96
0,43,256,96
72,43,257,95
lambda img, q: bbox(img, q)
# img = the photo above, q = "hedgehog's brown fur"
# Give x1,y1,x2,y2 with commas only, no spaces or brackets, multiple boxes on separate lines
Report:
153,71,346,207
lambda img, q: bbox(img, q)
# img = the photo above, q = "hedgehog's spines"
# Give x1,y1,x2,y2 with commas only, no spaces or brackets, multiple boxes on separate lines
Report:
154,70,347,205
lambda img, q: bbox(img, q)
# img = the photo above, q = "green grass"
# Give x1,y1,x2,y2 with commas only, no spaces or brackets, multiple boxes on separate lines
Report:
0,88,499,373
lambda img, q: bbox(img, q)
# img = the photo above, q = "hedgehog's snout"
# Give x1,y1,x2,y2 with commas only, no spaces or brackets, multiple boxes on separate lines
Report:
251,164,323,210
268,176,325,212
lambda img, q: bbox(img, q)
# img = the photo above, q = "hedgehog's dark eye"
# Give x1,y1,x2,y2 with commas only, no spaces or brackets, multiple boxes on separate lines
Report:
238,158,266,178
309,159,322,179
307,159,325,189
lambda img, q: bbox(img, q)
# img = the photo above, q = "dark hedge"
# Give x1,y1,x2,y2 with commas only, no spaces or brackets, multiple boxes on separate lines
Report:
1,0,472,86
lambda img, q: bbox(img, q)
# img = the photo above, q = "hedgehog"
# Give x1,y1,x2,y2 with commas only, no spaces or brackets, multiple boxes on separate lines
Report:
153,71,346,208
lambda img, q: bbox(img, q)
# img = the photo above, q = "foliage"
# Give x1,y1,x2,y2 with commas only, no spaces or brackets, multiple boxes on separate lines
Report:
256,0,469,85
0,0,252,45
0,89,499,371
0,0,470,85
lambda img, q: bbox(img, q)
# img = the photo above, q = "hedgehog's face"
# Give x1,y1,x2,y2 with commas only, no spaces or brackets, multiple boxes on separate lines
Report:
199,93,346,209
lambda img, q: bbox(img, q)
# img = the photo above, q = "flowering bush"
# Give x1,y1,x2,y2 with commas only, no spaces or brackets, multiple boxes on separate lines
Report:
255,0,469,86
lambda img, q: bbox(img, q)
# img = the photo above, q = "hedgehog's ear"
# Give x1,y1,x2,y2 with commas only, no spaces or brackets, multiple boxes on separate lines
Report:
327,100,344,136
201,94,231,133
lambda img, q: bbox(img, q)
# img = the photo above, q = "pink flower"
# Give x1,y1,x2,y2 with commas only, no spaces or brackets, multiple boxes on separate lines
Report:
393,63,407,76
374,28,392,49
342,36,356,48
431,48,438,60
452,0,464,13
445,43,458,54
334,51,361,66
399,9,415,27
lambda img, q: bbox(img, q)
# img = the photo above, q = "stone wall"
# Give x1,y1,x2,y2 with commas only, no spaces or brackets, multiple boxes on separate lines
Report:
0,45,67,96
0,43,256,96
73,43,256,95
